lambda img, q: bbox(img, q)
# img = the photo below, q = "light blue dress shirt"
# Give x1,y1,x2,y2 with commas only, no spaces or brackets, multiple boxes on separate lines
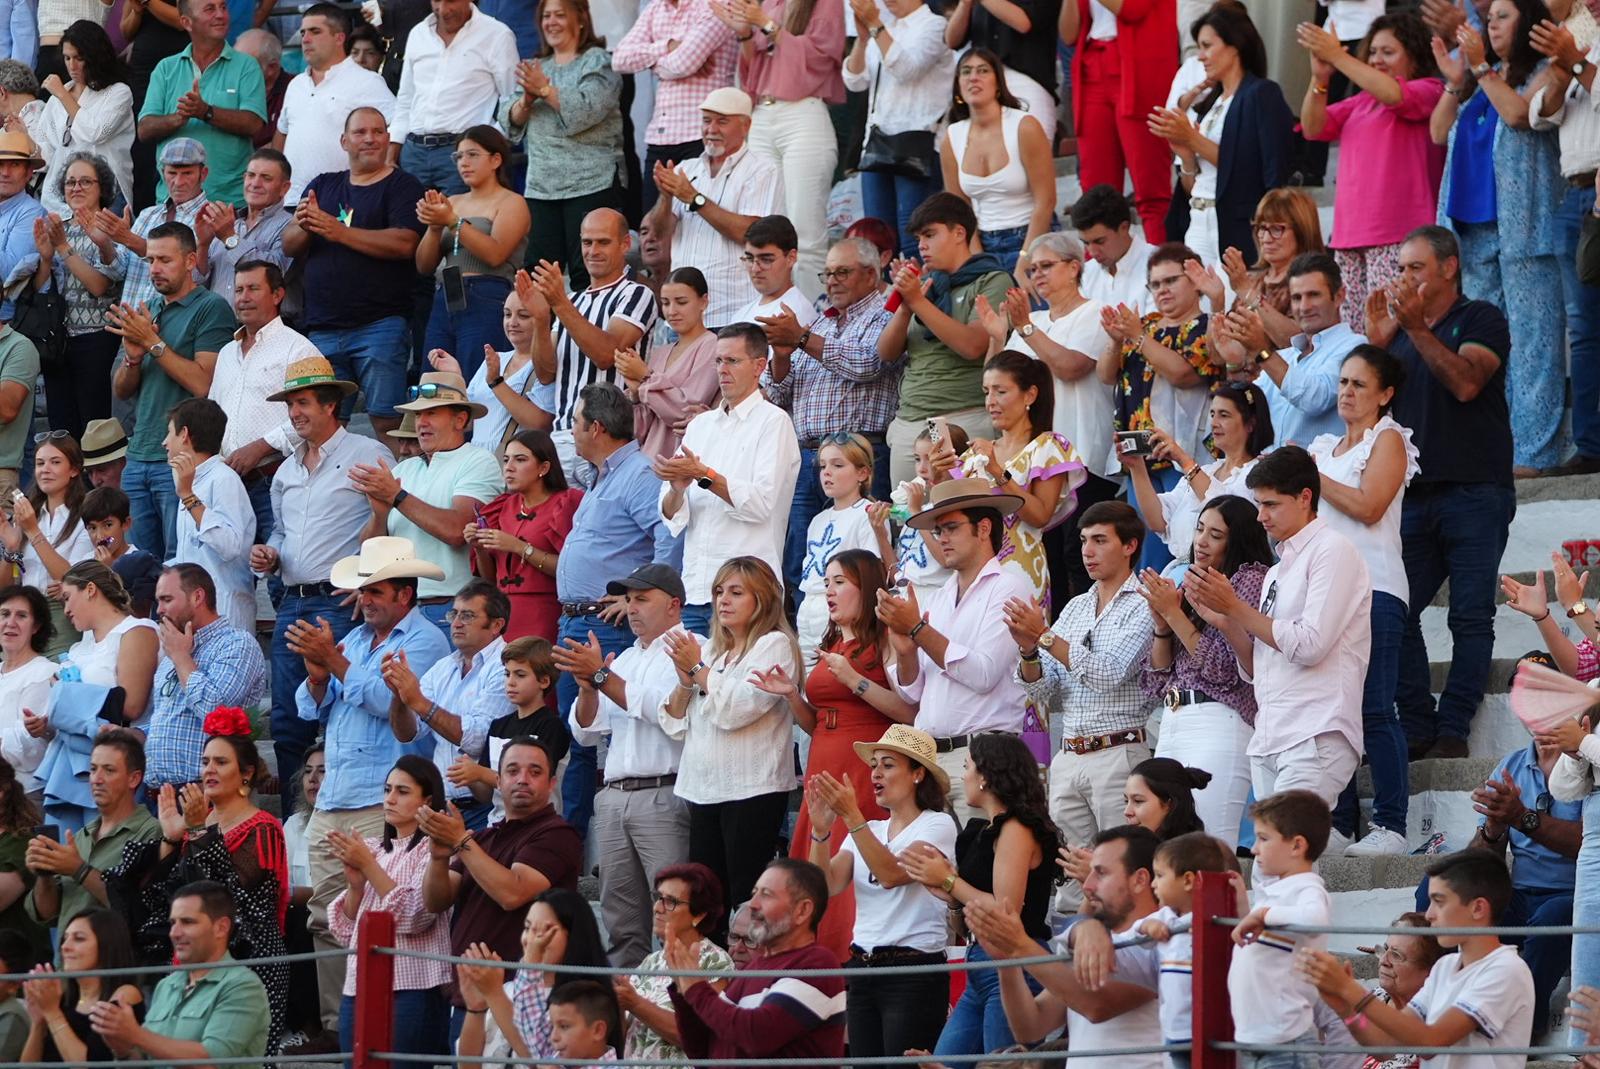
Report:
554,440,682,603
1258,321,1365,449
0,190,44,320
170,456,258,634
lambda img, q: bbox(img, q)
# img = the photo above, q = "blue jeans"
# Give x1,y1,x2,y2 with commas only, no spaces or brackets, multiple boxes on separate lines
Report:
310,316,412,420
423,275,512,383
271,590,360,814
859,169,943,260
124,457,177,562
934,944,1040,1056
400,138,467,195
680,602,711,637
1334,591,1409,836
338,986,450,1056
1558,184,1600,458
556,611,636,841
980,225,1029,276
1129,465,1181,573
1240,1028,1319,1068
1395,482,1515,746
782,442,893,600
1573,793,1600,1045
419,600,452,638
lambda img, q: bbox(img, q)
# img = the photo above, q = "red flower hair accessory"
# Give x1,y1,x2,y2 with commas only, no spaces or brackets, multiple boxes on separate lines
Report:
203,706,252,738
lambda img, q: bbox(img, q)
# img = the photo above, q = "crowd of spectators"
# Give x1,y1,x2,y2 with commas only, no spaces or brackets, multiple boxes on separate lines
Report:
0,0,1599,1066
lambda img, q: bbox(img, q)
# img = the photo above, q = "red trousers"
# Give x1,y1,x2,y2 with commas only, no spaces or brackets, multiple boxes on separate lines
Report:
1076,38,1172,242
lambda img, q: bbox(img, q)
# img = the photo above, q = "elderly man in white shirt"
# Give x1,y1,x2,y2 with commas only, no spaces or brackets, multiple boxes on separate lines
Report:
876,477,1032,823
165,397,258,635
559,562,694,967
390,0,518,193
656,322,800,636
274,1,396,203
1187,445,1371,853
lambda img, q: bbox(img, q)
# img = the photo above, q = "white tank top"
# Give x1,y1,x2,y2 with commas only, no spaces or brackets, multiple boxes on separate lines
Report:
948,107,1035,232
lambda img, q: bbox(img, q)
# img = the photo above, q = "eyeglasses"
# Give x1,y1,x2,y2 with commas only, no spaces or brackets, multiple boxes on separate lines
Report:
650,891,688,911
452,150,489,163
713,356,755,368
1536,791,1554,813
33,429,70,445
442,609,481,624
1147,274,1185,293
817,266,864,282
63,177,99,189
930,519,972,539
1253,222,1289,240
1026,259,1068,276
740,253,781,267
727,932,756,947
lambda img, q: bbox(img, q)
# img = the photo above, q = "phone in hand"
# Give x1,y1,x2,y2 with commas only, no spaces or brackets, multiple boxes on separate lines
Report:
31,823,60,842
1116,430,1155,457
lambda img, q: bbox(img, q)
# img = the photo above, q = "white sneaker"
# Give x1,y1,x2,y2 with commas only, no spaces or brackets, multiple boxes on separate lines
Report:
1324,829,1352,859
1345,827,1409,856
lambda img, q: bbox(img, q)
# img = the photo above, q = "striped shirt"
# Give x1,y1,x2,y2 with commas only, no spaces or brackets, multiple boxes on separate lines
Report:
669,145,784,327
550,270,658,431
761,287,900,439
120,195,209,314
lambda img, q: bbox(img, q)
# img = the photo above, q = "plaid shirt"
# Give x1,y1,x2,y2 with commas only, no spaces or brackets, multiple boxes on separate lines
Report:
327,837,453,993
612,0,738,146
761,288,901,440
144,619,269,787
1017,574,1154,739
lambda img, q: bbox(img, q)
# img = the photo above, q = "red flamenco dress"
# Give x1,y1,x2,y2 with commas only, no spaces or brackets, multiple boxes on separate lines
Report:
472,488,584,643
789,637,894,965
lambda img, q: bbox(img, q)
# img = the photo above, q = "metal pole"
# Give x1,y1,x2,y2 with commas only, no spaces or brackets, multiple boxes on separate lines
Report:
1192,871,1236,1069
353,910,397,1069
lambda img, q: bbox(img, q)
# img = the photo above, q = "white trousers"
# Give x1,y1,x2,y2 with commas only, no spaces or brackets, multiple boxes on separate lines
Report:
1154,700,1254,850
1248,731,1360,811
748,97,837,305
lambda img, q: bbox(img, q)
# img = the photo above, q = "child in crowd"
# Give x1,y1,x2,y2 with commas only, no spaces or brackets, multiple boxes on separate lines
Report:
1298,849,1534,1069
547,980,622,1068
0,931,31,1063
1136,832,1235,1069
795,434,881,665
80,487,161,619
1228,790,1334,1068
449,636,572,816
883,424,969,605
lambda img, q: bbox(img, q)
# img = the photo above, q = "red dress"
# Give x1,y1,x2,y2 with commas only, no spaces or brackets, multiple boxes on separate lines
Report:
789,638,894,965
473,489,584,643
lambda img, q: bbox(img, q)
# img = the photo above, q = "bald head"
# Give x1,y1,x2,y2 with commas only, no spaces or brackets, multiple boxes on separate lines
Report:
579,209,631,288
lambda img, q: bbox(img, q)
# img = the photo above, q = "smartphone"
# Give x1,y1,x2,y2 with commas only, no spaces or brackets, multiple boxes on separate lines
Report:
473,506,488,530
1115,430,1154,457
31,823,60,842
441,264,468,313
926,418,942,444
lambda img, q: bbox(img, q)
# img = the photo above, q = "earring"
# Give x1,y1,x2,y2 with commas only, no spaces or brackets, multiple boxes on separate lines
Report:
955,94,965,105
240,785,250,797
978,780,987,792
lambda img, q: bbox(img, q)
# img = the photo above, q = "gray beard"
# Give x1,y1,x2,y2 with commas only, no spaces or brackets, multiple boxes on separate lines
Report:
748,912,794,948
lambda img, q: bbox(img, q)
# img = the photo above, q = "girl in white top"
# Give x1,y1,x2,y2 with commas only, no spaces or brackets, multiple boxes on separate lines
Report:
1122,381,1271,567
940,48,1056,273
283,743,324,899
0,434,96,657
884,428,959,606
0,586,61,796
56,561,159,728
795,436,882,664
661,555,801,910
804,724,959,1059
427,290,555,453
1307,345,1418,856
27,24,136,215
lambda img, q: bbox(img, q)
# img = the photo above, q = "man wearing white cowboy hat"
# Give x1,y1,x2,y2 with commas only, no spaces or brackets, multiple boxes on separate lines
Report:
0,129,47,323
875,476,1032,822
289,532,450,1039
351,370,503,635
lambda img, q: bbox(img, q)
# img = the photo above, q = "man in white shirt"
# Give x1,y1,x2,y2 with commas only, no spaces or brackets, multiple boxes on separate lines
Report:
656,323,800,635
164,397,257,634
647,87,784,327
208,260,316,554
274,2,396,204
1187,446,1372,847
383,577,514,830
559,562,694,967
1072,184,1155,315
877,477,1031,822
735,214,814,330
390,0,518,193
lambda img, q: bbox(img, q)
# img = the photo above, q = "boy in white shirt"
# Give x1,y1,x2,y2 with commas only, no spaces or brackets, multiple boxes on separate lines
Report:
1298,850,1534,1069
1228,790,1335,1067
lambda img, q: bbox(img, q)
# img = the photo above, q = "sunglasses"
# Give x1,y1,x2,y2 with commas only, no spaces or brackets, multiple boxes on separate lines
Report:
405,383,461,402
33,429,70,445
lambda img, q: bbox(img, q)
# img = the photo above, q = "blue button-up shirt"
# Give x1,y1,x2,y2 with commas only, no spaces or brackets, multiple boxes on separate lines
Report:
297,606,450,811
0,190,45,320
145,619,268,787
555,440,681,602
1489,741,1582,893
1257,321,1364,449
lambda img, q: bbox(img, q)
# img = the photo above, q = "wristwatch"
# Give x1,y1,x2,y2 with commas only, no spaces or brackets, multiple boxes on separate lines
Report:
391,489,411,509
223,233,240,250
1255,348,1275,366
1573,60,1589,78
149,341,167,359
1470,61,1493,79
590,667,611,688
688,193,708,213
696,467,717,489
853,677,870,697
1517,809,1542,834
204,104,215,124
1569,600,1591,619
1019,323,1036,339
1038,630,1056,651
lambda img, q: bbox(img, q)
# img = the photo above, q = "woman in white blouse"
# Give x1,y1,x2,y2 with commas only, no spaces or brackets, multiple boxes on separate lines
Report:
0,432,95,656
661,555,801,917
843,0,956,258
28,21,135,215
1308,344,1417,858
0,586,61,807
56,560,159,726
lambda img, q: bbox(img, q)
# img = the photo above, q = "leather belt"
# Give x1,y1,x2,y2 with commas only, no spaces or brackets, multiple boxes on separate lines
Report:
932,730,1016,753
1570,170,1597,189
1061,728,1146,755
604,773,678,792
284,581,339,599
1164,688,1216,711
407,131,459,146
561,600,607,617
798,432,887,451
849,945,944,967
240,459,283,485
1189,197,1216,212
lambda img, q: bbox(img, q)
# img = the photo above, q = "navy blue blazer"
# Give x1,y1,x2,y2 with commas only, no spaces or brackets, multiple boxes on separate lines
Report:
1209,73,1294,263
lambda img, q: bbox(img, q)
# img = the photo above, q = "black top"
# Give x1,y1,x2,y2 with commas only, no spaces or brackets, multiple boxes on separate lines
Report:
955,811,1055,941
1387,295,1513,487
484,706,573,768
112,549,162,620
941,0,1062,98
299,168,428,329
42,1000,146,1063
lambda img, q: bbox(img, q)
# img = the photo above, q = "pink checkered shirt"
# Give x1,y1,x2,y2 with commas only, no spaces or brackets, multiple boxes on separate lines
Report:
612,0,738,147
328,836,454,994
1577,637,1599,683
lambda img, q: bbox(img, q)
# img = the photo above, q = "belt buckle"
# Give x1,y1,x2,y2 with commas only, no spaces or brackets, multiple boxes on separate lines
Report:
1086,736,1104,752
1164,688,1180,711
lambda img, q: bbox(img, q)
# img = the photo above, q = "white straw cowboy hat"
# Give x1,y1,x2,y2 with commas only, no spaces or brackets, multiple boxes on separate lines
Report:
330,536,446,591
0,131,46,170
905,476,1024,531
395,371,488,418
852,724,950,793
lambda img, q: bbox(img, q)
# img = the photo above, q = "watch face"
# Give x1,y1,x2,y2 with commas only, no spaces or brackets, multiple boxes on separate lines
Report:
591,669,608,686
1038,631,1055,649
1518,810,1540,832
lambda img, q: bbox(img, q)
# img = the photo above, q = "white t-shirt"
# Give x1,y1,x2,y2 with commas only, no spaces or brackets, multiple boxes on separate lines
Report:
838,808,959,952
1156,458,1258,561
1144,905,1194,1043
799,500,879,595
1405,944,1534,1069
1005,302,1115,477
1227,871,1331,1044
1066,918,1163,1069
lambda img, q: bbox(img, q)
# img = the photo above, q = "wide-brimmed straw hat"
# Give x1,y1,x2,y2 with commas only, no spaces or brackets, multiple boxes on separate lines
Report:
81,418,129,465
0,131,45,170
330,536,446,591
395,372,488,418
266,356,359,402
905,477,1024,530
851,724,950,793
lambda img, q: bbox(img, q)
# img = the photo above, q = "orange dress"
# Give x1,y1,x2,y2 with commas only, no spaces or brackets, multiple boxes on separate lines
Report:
789,638,894,964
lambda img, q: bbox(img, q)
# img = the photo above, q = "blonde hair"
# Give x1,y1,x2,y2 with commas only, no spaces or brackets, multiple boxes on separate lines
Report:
707,556,797,665
816,433,874,500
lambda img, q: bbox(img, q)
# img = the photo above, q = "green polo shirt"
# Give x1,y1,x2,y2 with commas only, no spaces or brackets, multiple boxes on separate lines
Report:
129,286,237,463
144,953,270,1069
897,268,1014,422
26,807,161,934
139,44,268,204
0,327,38,470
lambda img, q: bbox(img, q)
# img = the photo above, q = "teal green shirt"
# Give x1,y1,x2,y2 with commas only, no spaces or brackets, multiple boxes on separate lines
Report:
144,953,270,1069
0,327,38,470
129,286,237,463
139,45,268,204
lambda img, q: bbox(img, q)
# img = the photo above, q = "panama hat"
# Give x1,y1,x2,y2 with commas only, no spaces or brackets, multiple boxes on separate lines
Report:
905,476,1024,531
0,131,45,170
390,411,419,439
266,356,359,402
395,371,488,418
81,418,129,465
851,724,950,793
330,536,446,591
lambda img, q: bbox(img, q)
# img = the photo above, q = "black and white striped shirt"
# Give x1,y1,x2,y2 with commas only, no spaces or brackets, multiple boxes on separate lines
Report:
551,269,659,431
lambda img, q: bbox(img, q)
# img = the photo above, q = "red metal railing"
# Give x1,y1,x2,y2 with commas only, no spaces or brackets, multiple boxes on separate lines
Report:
353,910,397,1069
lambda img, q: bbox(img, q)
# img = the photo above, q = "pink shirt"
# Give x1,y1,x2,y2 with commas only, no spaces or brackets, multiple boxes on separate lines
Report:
1307,78,1446,249
738,0,847,104
612,0,738,146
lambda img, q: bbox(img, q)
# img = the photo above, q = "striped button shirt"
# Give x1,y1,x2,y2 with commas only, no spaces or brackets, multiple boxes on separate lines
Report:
549,269,659,430
761,287,901,439
669,144,784,327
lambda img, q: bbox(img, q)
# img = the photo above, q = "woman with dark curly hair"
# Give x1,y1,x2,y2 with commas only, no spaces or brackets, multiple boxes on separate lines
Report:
901,732,1059,1056
29,20,134,215
615,862,731,1064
